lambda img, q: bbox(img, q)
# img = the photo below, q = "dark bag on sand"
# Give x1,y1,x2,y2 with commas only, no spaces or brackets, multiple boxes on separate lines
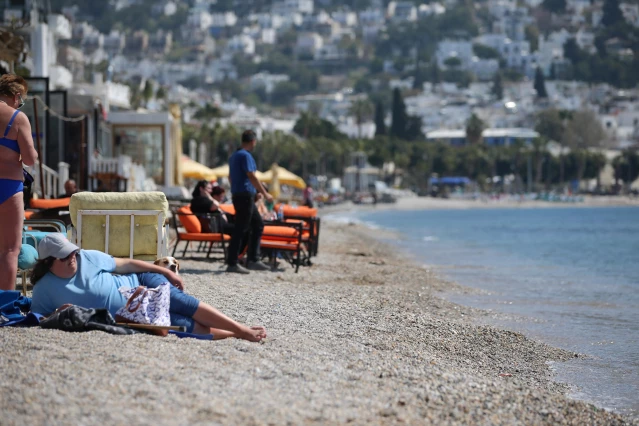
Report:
40,305,138,335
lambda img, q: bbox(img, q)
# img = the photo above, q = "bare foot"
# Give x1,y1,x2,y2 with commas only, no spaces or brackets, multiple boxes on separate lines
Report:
240,325,267,342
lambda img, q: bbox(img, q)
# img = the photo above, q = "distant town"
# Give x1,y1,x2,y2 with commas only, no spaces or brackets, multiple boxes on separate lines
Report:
1,0,638,198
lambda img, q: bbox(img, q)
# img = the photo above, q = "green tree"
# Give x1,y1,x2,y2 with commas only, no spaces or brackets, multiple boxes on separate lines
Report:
293,112,345,140
465,113,485,145
349,99,374,139
602,0,624,27
525,25,540,52
491,71,504,100
534,67,548,98
612,148,639,191
444,56,462,68
473,44,500,59
374,101,387,136
542,0,567,14
390,88,408,139
565,110,607,182
156,86,166,100
143,79,154,104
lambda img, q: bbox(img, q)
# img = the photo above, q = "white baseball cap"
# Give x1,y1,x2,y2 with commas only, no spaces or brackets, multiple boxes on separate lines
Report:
37,233,79,259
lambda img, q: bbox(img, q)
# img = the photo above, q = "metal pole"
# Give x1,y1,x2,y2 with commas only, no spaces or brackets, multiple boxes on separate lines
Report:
527,154,532,193
80,117,86,191
32,98,46,198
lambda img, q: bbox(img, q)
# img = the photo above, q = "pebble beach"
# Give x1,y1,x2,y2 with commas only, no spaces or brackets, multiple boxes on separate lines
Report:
1,218,635,425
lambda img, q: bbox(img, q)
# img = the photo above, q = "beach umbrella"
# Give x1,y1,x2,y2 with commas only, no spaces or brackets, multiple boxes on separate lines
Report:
181,155,217,181
259,165,306,190
209,164,230,178
211,164,266,180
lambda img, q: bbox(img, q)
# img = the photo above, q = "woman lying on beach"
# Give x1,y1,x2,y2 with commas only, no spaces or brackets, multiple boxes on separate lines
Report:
30,234,266,341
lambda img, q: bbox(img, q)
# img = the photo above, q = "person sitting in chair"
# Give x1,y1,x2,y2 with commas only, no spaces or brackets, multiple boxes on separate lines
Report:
190,180,233,234
57,179,78,199
30,234,266,341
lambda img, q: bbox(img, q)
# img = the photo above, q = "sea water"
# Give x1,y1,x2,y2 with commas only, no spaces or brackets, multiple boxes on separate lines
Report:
329,206,639,419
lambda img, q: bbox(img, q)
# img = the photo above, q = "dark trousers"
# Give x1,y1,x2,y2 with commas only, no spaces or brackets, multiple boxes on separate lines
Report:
227,193,263,265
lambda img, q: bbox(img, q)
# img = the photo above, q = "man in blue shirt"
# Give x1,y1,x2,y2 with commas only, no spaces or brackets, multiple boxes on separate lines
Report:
227,130,273,274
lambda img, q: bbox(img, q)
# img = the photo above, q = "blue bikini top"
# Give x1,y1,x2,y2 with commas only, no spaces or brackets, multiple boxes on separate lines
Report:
0,110,21,154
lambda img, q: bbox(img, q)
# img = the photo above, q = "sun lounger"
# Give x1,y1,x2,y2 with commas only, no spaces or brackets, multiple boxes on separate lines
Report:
171,206,231,261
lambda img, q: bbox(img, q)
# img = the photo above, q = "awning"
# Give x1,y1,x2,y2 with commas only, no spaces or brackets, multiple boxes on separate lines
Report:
429,177,471,185
181,156,216,181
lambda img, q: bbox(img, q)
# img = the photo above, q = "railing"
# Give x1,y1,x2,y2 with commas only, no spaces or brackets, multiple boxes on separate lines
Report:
25,161,69,199
91,155,153,192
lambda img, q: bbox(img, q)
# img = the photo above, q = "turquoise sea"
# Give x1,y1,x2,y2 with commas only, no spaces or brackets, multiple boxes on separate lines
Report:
329,206,639,419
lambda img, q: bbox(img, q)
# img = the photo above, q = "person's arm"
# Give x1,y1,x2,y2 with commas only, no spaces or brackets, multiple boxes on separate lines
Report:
16,113,38,166
247,171,273,202
113,257,184,290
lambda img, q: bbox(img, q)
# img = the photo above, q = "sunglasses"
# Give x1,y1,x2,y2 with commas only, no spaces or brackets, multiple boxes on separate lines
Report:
17,93,24,110
59,251,77,262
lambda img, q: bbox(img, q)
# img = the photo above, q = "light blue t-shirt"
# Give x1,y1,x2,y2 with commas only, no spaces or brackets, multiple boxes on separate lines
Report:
31,250,140,316
229,149,257,195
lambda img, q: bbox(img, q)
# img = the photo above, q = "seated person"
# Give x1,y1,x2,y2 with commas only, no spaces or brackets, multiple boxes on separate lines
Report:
190,180,233,234
30,234,266,341
57,179,78,199
255,193,276,221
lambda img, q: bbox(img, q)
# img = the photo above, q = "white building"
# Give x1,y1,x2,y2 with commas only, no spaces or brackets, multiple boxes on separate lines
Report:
151,1,177,17
210,12,237,28
250,72,290,94
227,34,255,55
537,29,570,75
418,3,446,17
389,2,418,22
296,32,323,56
331,11,358,27
358,8,385,26
436,40,474,69
186,10,213,30
272,0,314,16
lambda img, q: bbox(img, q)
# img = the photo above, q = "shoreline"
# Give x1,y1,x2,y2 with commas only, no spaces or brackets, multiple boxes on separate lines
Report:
320,203,638,422
1,221,634,424
321,195,639,214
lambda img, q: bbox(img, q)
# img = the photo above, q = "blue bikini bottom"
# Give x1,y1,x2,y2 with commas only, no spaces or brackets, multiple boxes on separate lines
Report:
0,179,24,205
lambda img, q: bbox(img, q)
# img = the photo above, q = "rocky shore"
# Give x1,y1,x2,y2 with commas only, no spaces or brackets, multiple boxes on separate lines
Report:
0,221,634,425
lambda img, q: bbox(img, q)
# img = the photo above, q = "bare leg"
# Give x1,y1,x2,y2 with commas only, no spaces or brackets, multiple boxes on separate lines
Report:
0,193,23,291
192,302,267,342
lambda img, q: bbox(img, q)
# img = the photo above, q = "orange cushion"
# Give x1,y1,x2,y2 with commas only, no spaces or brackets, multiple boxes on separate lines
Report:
176,206,201,233
275,204,317,218
177,233,231,242
30,198,71,209
219,204,235,215
24,211,35,219
261,239,299,251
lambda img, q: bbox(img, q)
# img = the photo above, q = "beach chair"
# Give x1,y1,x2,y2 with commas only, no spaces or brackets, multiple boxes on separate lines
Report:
68,192,170,260
276,204,321,257
171,206,231,261
260,221,305,273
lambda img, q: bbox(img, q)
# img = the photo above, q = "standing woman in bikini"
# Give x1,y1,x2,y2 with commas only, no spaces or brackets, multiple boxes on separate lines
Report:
0,74,38,290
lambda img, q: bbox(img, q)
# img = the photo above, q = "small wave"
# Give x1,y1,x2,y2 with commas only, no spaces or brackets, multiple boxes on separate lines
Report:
322,214,380,229
423,236,439,242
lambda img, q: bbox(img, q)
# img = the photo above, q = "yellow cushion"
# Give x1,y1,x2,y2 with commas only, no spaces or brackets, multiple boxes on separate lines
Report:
69,192,169,257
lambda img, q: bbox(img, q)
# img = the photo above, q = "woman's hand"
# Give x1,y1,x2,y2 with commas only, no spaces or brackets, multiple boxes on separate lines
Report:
164,270,184,291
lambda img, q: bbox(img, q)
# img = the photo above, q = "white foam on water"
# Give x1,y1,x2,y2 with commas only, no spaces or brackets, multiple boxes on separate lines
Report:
423,236,439,242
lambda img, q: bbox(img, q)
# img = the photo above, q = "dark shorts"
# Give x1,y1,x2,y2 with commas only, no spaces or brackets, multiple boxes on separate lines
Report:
137,272,200,333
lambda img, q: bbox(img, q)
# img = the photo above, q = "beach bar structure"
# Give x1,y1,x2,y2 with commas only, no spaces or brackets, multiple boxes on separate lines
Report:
427,128,539,146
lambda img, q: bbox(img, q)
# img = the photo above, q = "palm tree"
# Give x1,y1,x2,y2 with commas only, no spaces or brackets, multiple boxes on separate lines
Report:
349,99,374,139
465,113,485,145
